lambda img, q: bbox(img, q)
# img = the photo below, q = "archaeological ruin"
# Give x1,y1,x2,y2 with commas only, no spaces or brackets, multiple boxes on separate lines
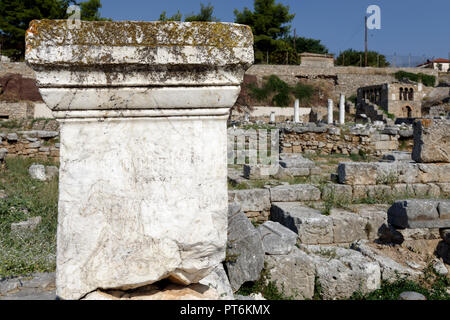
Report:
0,16,449,302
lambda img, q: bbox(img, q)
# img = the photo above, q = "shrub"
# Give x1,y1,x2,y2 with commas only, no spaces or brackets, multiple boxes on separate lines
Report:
394,71,436,87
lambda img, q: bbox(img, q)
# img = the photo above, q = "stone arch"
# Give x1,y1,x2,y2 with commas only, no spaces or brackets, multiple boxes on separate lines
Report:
404,105,412,118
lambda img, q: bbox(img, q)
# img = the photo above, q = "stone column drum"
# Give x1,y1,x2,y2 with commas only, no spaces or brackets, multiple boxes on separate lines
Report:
26,20,253,299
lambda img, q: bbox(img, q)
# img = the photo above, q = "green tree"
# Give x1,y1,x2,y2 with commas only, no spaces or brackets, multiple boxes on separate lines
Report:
159,2,219,22
284,36,329,55
159,10,183,22
335,49,389,67
185,2,219,22
79,0,109,21
0,0,108,60
234,0,295,64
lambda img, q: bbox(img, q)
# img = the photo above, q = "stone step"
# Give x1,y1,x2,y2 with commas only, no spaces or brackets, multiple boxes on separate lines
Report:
387,199,450,229
270,202,379,245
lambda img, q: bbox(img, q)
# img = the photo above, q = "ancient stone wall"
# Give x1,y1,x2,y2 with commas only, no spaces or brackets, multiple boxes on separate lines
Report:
278,123,413,156
0,130,60,162
0,102,34,120
246,65,438,100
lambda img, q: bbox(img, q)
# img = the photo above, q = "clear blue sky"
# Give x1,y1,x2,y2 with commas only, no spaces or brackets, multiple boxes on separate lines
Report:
99,0,450,62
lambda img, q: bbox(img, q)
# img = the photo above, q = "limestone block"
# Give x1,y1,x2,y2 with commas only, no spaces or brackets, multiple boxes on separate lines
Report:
352,240,422,282
374,140,398,151
322,184,353,202
264,248,315,299
269,184,321,202
271,202,333,244
228,189,271,212
199,264,234,300
10,216,42,233
329,210,368,244
274,167,310,179
26,20,253,300
382,151,412,162
416,164,450,184
387,199,450,229
338,162,378,185
226,210,264,292
257,221,298,255
300,245,381,300
412,119,450,163
279,154,315,169
438,183,450,196
243,164,278,179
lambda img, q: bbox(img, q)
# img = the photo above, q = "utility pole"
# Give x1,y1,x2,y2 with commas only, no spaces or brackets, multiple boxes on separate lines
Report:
293,28,297,64
364,16,368,67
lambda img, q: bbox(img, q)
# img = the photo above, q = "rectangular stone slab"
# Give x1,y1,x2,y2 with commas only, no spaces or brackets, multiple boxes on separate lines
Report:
25,20,253,87
412,119,450,163
387,199,450,229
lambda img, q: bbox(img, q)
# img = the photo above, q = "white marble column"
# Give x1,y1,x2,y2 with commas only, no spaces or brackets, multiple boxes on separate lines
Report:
327,99,334,124
26,20,253,300
269,111,276,123
294,99,300,123
339,94,345,125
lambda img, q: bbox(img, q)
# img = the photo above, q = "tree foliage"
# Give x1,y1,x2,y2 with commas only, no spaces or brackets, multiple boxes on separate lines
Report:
185,2,218,22
159,10,182,22
248,75,316,107
159,2,219,22
335,49,389,67
234,0,295,64
284,36,328,55
0,0,108,60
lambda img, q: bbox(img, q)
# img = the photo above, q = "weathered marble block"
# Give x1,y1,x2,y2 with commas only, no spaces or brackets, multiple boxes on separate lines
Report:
26,20,253,299
412,119,450,163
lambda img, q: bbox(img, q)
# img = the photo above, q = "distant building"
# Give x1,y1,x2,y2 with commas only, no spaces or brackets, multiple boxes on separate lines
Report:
417,59,450,72
357,82,427,120
300,52,334,68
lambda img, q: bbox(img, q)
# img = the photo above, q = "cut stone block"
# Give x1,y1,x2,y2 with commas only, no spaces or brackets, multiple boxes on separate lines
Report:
388,199,450,229
322,184,353,202
226,210,264,292
300,245,381,300
412,119,450,163
243,164,278,179
279,154,315,169
270,184,321,202
330,211,368,244
351,240,422,282
228,189,271,212
26,20,253,300
337,162,379,185
257,221,298,255
264,248,315,300
274,167,310,179
381,151,412,162
271,202,333,244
